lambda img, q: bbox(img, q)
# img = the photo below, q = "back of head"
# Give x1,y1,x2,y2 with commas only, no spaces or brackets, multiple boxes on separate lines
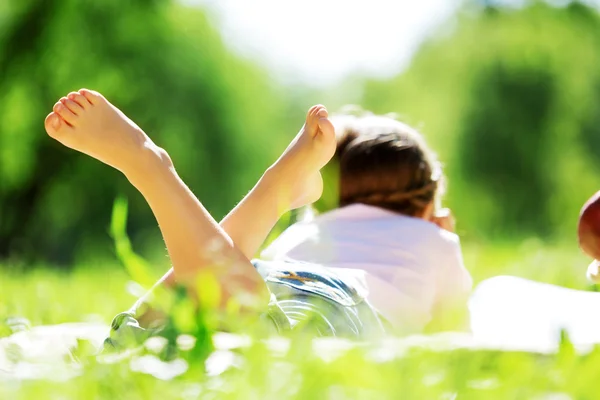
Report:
331,109,444,218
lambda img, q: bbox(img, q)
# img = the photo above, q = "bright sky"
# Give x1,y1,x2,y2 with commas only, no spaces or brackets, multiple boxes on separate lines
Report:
192,0,462,87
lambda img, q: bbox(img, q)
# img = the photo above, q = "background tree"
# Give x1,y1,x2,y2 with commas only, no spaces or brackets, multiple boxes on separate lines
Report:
0,0,303,267
357,1,600,241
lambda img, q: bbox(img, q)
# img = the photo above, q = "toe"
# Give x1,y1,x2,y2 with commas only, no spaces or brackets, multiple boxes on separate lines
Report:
306,106,320,123
315,106,328,119
67,91,91,108
307,105,319,118
317,116,335,137
53,101,77,125
61,97,84,115
306,104,326,128
44,112,65,139
79,88,103,105
316,106,335,141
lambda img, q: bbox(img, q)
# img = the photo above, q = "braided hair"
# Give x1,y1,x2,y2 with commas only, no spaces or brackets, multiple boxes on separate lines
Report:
333,111,444,217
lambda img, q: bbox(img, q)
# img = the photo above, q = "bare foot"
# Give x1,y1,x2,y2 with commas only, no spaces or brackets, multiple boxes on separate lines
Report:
44,89,166,176
269,104,336,210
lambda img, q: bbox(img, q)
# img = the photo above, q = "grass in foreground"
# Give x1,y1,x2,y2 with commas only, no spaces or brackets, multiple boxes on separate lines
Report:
0,240,598,399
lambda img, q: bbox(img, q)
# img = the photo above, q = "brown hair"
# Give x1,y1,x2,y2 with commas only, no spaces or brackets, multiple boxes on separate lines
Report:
332,110,444,217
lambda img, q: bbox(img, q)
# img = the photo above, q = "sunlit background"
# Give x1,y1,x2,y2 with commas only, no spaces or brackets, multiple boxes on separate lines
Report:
3,0,600,270
3,0,600,397
192,0,461,86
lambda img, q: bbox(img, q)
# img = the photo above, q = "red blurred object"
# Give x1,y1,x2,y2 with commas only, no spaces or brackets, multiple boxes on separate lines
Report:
578,190,600,261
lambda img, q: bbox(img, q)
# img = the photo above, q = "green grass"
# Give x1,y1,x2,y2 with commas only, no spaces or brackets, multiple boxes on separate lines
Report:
1,240,599,399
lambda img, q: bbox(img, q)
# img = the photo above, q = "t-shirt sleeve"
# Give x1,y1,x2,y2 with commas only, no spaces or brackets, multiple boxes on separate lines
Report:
429,232,473,331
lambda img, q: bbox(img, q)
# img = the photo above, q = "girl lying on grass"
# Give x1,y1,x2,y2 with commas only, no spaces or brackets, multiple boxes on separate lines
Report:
43,89,472,348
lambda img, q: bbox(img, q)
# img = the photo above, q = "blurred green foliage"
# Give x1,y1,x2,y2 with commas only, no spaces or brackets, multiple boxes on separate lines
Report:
2,0,600,267
4,3,600,397
0,0,304,267
360,0,600,242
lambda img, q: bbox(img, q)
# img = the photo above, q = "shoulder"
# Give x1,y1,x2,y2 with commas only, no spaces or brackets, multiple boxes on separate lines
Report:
402,216,463,251
436,228,462,251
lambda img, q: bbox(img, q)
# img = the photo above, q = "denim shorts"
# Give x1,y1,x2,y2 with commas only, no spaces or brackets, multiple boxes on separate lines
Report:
104,260,386,351
254,259,387,338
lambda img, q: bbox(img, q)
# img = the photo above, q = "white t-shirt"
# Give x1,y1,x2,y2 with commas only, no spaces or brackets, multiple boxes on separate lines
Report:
261,204,472,333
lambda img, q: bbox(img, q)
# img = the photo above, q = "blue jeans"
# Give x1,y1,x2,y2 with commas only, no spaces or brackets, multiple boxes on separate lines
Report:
255,259,387,338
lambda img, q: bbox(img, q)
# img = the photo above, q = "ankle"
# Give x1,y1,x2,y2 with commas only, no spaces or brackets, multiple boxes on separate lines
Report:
263,165,284,186
123,144,174,184
260,167,294,215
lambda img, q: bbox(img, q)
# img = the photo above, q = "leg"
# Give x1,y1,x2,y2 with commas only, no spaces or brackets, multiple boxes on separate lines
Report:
154,104,336,291
218,103,336,260
45,91,335,311
45,90,267,309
